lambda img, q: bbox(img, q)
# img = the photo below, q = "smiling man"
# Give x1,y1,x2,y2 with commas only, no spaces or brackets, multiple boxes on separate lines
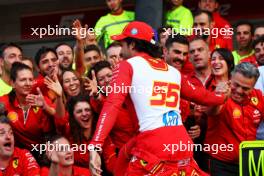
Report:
206,62,264,175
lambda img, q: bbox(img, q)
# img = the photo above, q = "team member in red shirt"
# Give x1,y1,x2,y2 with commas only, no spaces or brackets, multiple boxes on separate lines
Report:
192,10,233,52
34,47,60,102
43,74,117,173
206,62,263,175
0,62,55,153
89,21,228,176
40,135,90,176
240,35,264,67
163,35,200,140
198,0,232,40
0,115,40,176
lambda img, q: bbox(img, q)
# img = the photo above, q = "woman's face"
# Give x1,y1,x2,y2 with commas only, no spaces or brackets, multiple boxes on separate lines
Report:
12,69,34,96
96,67,113,93
62,71,81,97
54,137,74,166
73,101,93,129
211,51,229,77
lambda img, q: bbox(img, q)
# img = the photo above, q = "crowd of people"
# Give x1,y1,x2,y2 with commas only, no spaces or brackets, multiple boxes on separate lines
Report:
0,0,264,176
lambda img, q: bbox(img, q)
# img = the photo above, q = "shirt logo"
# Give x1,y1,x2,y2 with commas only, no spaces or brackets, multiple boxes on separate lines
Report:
233,108,241,119
33,107,39,113
7,112,18,122
251,97,259,106
12,158,19,169
163,111,182,126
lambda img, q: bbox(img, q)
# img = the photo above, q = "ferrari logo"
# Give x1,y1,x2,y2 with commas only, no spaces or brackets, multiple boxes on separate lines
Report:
12,159,18,168
33,107,39,113
251,97,259,106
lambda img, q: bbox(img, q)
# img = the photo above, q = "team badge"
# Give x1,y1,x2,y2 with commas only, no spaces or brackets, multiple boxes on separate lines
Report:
33,107,39,113
13,158,19,168
251,97,259,106
7,112,18,122
140,159,148,167
179,170,186,176
233,108,241,118
163,111,182,126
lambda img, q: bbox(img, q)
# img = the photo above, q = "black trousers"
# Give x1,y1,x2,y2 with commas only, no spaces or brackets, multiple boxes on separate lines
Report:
210,157,239,176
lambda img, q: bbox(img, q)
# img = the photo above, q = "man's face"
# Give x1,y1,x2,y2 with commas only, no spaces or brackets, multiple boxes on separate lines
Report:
106,46,123,66
120,41,134,60
56,45,73,70
254,42,264,66
194,13,213,38
84,50,101,68
254,27,264,40
159,29,171,48
198,0,218,12
164,42,188,71
106,0,122,12
12,69,34,97
189,39,210,70
0,123,14,159
236,24,252,49
2,47,22,73
230,72,256,103
38,51,59,77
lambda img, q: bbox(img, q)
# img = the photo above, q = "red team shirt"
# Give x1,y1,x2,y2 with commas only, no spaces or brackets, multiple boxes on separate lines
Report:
205,89,264,163
0,147,40,176
0,95,54,150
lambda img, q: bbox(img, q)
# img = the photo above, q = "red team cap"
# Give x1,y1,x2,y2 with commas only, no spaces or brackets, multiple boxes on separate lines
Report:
111,21,156,44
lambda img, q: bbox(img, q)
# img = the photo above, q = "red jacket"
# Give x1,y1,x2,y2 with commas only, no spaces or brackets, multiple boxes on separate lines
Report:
205,89,264,163
0,95,54,150
0,147,40,176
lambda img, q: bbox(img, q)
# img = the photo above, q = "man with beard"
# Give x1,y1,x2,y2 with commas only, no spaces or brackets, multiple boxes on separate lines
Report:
164,35,200,141
55,43,74,74
0,116,40,175
0,43,22,96
192,10,232,52
34,47,59,101
232,21,254,65
94,0,134,49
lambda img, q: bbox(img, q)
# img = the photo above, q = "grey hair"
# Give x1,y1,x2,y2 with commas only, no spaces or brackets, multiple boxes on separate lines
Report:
231,62,260,81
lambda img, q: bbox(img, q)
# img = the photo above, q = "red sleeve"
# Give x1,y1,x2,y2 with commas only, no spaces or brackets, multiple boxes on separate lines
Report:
181,76,225,106
102,137,117,173
21,149,40,175
90,61,133,146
